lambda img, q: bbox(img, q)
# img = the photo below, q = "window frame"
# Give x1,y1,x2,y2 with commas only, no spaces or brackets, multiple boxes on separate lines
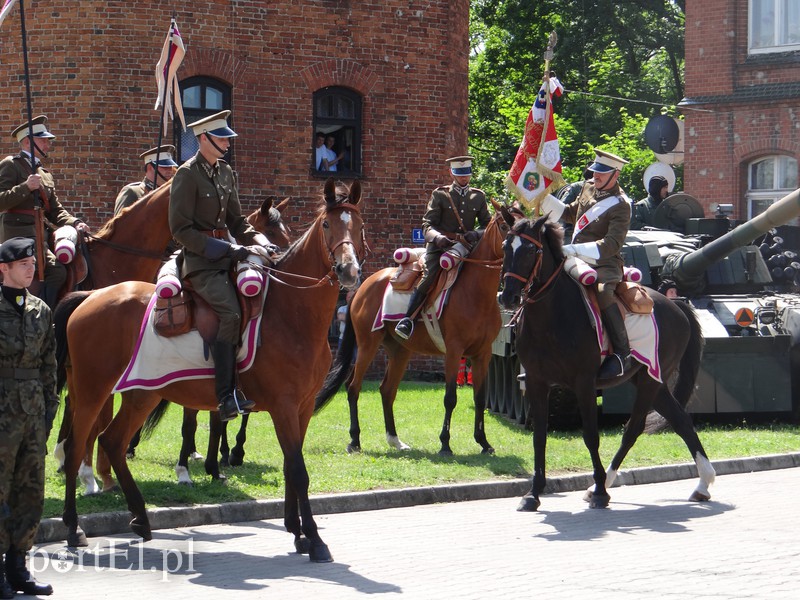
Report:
748,0,800,54
312,86,362,177
175,76,233,164
746,155,798,222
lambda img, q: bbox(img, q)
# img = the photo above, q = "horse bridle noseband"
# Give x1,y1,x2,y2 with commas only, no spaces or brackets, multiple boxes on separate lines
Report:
504,228,565,305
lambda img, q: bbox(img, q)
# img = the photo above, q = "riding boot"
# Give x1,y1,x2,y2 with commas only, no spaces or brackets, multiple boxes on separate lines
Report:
0,564,15,600
598,305,631,379
395,289,426,340
211,341,254,422
5,548,53,596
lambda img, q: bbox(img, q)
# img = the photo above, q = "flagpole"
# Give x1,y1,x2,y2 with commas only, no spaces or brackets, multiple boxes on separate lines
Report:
153,16,177,189
533,31,559,216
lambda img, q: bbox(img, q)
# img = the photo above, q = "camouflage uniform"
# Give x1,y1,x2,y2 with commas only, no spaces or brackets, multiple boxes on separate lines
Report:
0,289,57,555
0,153,84,300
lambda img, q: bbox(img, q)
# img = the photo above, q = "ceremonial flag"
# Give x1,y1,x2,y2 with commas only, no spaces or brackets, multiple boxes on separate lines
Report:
505,76,565,213
0,0,18,29
154,19,187,134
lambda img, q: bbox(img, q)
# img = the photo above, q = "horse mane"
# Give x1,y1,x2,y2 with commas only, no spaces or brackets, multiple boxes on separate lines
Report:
94,186,163,240
539,217,566,262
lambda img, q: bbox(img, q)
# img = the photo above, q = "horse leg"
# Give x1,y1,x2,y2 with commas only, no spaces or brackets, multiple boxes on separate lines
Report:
272,407,332,563
175,408,199,485
220,420,231,466
437,352,461,456
379,348,413,451
205,410,224,480
126,427,141,459
78,415,103,496
652,386,716,501
53,393,72,472
575,381,609,509
228,413,249,466
345,334,384,453
468,352,494,454
518,378,550,512
98,389,161,541
95,395,118,492
184,406,203,460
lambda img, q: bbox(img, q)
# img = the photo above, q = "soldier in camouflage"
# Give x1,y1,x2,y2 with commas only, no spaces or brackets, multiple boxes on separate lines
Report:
0,237,57,597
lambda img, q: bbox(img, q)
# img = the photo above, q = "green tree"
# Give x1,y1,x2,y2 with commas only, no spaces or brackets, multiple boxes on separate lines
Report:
469,0,685,201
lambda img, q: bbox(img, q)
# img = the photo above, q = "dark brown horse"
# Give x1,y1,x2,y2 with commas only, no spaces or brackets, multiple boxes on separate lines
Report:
498,212,715,511
55,178,363,562
315,199,509,455
53,187,292,493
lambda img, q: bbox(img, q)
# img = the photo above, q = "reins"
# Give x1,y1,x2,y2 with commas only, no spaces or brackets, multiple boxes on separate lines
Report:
83,231,169,261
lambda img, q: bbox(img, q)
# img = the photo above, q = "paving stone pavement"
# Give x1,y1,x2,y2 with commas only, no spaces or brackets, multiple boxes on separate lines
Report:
33,460,800,599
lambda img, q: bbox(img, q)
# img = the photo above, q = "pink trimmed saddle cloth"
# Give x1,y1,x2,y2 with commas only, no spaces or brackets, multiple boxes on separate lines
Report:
113,293,263,393
372,283,449,332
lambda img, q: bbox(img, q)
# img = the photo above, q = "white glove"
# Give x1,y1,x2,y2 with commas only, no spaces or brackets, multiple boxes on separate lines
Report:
561,244,578,257
540,194,566,222
247,244,277,262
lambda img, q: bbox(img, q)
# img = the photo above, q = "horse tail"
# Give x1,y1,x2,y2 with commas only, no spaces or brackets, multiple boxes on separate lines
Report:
54,291,94,394
314,306,357,413
671,300,704,409
139,399,171,441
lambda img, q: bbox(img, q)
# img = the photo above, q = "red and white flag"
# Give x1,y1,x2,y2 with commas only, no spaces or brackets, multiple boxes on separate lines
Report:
0,0,18,28
505,76,565,212
154,19,187,134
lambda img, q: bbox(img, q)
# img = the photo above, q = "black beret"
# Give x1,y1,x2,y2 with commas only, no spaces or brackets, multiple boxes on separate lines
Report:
0,237,35,263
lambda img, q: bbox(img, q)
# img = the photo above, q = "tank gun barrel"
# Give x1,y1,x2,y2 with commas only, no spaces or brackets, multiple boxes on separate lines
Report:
672,188,800,286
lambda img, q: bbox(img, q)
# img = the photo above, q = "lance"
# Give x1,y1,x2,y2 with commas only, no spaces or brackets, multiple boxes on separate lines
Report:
18,0,46,281
152,15,177,190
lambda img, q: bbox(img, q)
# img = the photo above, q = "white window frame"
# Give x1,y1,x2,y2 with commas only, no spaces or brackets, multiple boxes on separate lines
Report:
749,0,800,54
746,155,798,223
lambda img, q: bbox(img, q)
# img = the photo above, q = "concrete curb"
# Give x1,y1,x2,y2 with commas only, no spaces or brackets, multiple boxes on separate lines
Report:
36,452,800,544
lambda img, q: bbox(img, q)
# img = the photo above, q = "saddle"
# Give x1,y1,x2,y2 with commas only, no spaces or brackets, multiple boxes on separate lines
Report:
153,281,265,344
584,281,654,316
388,246,459,310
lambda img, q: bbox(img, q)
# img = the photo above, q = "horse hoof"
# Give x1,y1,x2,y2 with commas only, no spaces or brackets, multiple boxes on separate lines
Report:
294,536,311,555
590,492,610,509
517,495,541,512
190,452,204,461
102,484,121,494
229,450,244,467
130,518,152,541
66,528,88,548
178,480,194,487
212,474,227,483
309,543,333,563
438,449,453,457
346,444,361,454
689,491,711,502
220,457,230,467
126,451,136,460
481,446,495,455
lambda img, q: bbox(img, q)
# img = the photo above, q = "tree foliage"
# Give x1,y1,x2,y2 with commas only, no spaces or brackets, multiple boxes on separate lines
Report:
469,0,685,201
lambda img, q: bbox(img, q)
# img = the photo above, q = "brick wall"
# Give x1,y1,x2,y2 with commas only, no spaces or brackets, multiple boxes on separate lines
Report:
0,0,468,376
683,0,800,217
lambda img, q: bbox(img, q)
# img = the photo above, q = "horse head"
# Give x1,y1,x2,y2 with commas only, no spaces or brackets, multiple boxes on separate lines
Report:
500,216,565,309
471,198,513,261
247,195,293,249
322,177,364,290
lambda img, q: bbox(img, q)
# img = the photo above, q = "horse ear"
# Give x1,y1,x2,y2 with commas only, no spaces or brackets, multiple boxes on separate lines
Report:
275,197,290,213
348,179,362,205
499,204,515,227
489,197,502,214
324,177,337,203
261,196,275,214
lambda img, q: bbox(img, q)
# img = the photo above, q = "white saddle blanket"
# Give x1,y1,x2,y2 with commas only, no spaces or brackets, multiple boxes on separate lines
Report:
113,293,262,393
580,287,663,383
372,281,448,332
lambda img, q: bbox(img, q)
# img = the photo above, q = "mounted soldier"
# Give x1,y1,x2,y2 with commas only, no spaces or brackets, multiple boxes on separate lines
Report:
168,110,276,422
0,115,89,308
539,148,633,378
394,155,491,340
114,144,179,216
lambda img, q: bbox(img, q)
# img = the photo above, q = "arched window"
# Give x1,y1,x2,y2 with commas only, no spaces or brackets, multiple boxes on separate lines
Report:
176,77,233,164
746,155,798,221
312,87,362,176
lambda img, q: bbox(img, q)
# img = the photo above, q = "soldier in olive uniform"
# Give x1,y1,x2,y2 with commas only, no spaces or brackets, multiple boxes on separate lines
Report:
113,144,179,216
395,156,491,340
630,174,669,230
169,110,276,422
0,237,57,598
539,148,633,378
0,115,89,308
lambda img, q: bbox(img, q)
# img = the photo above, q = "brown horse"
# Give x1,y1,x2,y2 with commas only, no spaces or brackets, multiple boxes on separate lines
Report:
55,178,363,562
315,198,509,455
54,186,292,493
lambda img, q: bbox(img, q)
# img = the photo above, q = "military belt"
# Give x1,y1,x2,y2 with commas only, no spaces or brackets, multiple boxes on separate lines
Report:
5,208,36,216
0,367,40,380
200,228,229,239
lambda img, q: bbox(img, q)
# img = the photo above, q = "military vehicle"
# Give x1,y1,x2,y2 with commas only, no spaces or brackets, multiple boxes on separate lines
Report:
487,188,800,427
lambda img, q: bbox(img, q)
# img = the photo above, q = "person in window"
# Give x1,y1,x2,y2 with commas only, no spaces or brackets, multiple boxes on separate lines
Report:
314,132,328,171
324,135,345,172
169,110,277,422
114,145,179,216
0,115,89,308
394,155,490,340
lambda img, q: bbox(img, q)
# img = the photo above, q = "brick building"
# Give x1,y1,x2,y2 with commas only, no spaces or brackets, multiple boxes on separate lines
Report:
682,0,800,222
0,0,472,375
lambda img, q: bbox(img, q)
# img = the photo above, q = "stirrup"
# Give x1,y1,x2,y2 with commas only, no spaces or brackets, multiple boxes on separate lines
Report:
395,317,414,340
598,353,630,379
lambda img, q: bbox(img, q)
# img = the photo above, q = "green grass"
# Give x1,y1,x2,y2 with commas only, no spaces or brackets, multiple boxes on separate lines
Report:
43,382,800,518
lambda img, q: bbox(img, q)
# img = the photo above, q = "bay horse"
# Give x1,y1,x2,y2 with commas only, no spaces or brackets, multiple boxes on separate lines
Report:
54,186,292,493
498,211,715,511
315,198,509,455
55,178,363,562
